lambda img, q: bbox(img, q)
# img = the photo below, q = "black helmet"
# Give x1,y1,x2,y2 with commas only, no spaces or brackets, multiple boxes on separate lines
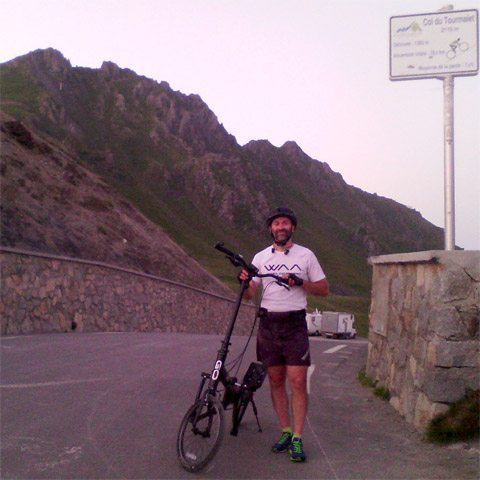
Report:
266,207,298,227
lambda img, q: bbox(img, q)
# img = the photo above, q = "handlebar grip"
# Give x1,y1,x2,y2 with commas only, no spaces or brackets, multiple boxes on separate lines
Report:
214,242,235,257
246,263,259,276
288,273,304,286
214,242,249,269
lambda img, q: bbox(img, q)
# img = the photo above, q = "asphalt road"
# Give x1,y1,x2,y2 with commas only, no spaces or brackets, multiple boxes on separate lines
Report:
1,332,478,479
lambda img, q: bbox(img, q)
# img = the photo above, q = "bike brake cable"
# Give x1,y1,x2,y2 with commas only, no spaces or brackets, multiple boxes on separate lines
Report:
225,281,273,375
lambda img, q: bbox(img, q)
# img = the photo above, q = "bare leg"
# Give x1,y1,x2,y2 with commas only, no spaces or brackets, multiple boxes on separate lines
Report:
287,365,308,435
267,365,290,428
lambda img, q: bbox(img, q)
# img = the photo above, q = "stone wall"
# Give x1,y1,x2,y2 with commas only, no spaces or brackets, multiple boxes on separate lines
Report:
366,250,479,432
0,247,257,336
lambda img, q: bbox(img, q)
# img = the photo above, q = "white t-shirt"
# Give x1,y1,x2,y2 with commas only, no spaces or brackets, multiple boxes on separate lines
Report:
251,243,326,312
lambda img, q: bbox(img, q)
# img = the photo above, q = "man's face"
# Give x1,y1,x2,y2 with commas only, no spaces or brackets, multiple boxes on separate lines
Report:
270,216,295,246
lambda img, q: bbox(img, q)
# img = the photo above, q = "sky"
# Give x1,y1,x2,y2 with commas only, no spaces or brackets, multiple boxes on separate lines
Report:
1,0,479,250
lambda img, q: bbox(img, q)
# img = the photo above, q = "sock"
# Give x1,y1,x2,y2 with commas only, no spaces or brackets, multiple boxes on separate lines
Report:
282,427,292,434
292,433,302,439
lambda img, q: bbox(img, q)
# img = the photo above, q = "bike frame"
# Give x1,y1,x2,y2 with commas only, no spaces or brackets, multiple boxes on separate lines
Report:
195,279,250,403
195,241,290,406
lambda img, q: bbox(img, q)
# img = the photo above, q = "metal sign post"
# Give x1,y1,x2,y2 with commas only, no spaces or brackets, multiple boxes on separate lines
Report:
389,9,478,250
443,75,455,250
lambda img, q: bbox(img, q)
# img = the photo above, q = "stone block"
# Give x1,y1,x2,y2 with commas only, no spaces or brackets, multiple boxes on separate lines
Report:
390,396,402,415
412,336,427,365
408,355,417,378
443,251,480,280
57,312,68,331
425,264,442,291
416,265,426,288
403,388,418,425
431,402,450,418
413,392,432,431
458,306,480,339
426,341,436,367
429,306,465,339
428,339,479,368
413,392,450,432
45,278,57,292
369,277,389,336
73,312,84,332
441,269,473,302
461,368,480,392
422,369,466,403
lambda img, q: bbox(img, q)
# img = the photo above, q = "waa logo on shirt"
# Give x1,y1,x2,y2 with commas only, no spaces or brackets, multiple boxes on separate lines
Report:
264,264,302,272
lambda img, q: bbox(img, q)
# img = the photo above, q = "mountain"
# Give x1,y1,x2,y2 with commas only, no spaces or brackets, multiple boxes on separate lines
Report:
0,113,230,296
0,48,444,298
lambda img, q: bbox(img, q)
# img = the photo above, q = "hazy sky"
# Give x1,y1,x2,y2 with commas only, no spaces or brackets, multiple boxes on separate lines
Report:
1,0,479,249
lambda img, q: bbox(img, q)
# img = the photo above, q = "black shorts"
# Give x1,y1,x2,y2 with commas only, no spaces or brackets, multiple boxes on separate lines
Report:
256,309,311,368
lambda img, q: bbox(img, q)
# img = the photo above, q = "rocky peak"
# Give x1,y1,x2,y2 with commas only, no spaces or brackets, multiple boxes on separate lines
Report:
148,86,239,157
100,60,138,80
243,139,275,155
100,60,122,77
22,48,71,74
280,140,306,158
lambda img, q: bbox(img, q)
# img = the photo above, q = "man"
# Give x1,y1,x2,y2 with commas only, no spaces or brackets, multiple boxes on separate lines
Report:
239,207,329,462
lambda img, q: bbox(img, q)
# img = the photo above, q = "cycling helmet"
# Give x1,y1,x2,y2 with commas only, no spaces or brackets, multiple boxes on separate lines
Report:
266,207,298,227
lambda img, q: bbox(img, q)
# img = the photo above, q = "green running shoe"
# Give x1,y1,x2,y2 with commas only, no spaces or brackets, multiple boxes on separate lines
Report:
289,437,306,462
271,431,292,453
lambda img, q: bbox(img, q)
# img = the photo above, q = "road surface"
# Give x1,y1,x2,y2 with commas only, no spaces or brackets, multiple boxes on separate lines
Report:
1,333,478,479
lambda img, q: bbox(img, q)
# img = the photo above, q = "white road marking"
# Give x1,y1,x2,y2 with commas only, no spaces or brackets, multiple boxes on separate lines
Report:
0,336,34,340
306,416,340,480
307,364,315,394
323,344,347,354
0,378,108,389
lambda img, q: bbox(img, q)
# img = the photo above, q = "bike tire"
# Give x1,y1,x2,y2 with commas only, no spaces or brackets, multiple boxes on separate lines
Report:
177,397,224,472
230,391,251,436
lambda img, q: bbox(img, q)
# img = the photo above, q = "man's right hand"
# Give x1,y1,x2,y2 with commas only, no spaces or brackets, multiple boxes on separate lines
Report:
238,268,250,283
238,269,258,300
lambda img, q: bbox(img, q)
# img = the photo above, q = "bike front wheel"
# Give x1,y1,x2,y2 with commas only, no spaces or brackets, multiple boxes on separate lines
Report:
177,396,224,472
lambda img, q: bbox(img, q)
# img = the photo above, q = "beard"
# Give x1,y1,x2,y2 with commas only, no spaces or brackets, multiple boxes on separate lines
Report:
271,227,293,246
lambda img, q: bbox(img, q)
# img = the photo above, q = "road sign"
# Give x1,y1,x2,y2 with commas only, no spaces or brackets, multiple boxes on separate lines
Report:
390,9,478,80
389,9,479,250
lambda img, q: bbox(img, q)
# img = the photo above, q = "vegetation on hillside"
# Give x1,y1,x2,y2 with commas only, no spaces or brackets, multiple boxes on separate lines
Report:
0,49,445,330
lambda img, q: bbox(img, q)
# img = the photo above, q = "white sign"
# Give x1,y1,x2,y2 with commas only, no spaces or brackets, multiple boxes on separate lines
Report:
390,9,478,80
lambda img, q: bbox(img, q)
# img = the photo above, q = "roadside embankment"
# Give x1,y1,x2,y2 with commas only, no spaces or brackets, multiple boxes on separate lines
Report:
0,247,257,336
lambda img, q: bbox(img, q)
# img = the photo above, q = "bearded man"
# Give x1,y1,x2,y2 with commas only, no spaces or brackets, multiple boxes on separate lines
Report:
239,207,329,462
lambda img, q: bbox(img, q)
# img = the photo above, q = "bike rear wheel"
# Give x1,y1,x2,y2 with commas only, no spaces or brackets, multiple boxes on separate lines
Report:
177,397,224,472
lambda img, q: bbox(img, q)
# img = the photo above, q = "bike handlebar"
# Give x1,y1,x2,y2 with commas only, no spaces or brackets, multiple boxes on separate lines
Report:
215,242,290,288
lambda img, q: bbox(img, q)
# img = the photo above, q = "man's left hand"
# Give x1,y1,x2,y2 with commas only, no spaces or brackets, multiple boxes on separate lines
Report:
288,274,304,287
